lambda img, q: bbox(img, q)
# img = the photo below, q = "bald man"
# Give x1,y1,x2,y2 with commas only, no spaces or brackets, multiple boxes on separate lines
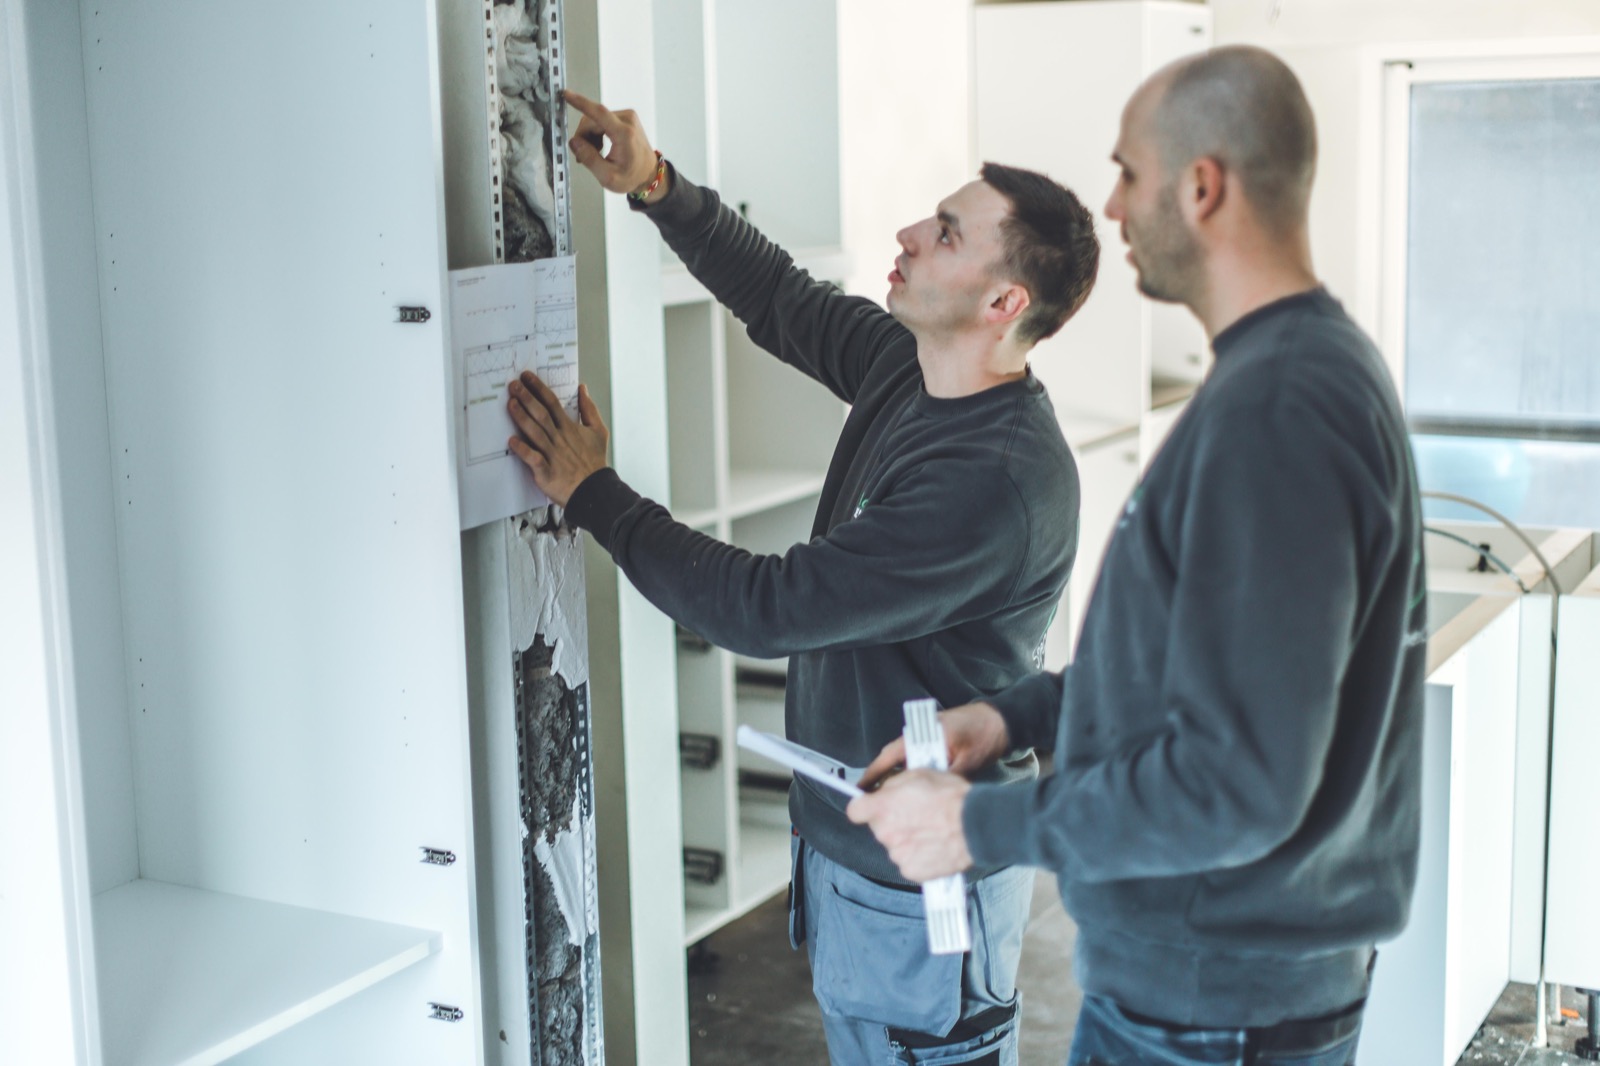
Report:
849,46,1427,1066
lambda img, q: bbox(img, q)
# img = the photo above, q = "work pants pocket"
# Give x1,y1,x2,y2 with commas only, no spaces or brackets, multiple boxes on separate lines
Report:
810,872,964,1036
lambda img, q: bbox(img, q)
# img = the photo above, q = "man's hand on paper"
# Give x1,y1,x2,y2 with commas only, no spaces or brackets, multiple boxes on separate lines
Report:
847,770,974,884
563,90,669,203
507,371,608,507
856,703,1012,791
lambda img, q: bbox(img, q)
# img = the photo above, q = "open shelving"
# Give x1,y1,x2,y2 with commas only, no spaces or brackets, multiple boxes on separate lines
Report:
649,0,850,953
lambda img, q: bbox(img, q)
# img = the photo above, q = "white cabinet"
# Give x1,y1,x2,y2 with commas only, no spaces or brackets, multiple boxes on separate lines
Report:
7,1,549,1061
975,0,1212,653
1362,524,1595,1066
1542,554,1600,989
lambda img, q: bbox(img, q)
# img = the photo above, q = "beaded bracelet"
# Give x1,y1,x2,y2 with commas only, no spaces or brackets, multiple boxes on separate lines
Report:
629,151,667,203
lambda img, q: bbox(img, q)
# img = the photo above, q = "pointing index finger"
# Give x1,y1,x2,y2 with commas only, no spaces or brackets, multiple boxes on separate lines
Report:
562,89,624,136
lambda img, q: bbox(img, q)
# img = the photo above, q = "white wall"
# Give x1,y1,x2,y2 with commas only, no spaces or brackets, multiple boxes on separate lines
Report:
1212,0,1600,333
838,0,974,300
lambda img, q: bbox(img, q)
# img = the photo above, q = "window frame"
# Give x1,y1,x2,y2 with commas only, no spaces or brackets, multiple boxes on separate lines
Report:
1359,39,1600,423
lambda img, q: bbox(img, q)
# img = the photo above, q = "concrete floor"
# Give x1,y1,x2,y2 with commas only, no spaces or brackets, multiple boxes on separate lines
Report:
685,872,1597,1065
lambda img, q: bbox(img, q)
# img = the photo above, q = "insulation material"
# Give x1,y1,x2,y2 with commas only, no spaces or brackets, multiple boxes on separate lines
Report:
509,511,603,1066
484,0,596,1056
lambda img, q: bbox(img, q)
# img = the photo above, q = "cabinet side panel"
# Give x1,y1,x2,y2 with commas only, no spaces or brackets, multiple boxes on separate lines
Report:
1507,593,1552,983
1443,606,1520,1059
1361,682,1452,1066
1544,597,1600,986
0,5,98,1054
80,0,479,1057
24,0,139,896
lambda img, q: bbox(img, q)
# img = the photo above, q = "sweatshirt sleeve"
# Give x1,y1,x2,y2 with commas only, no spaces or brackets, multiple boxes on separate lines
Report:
964,396,1383,880
565,461,1033,659
985,669,1067,754
636,166,909,404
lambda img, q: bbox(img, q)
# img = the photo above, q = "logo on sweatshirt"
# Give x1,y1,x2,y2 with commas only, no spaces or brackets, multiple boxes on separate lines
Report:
1032,604,1059,669
852,494,869,519
1116,485,1146,531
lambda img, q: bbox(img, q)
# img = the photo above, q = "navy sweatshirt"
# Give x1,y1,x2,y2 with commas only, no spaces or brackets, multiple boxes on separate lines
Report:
964,289,1428,1026
565,170,1080,882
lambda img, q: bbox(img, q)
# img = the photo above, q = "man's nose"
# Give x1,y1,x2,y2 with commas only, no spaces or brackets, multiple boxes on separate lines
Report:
895,225,916,252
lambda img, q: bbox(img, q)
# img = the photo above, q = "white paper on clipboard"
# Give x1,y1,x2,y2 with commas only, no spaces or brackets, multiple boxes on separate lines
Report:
736,726,865,799
450,256,579,529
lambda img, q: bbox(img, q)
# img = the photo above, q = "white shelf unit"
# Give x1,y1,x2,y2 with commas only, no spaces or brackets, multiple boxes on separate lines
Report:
10,2,485,1063
649,0,850,948
1361,524,1595,1066
974,0,1213,666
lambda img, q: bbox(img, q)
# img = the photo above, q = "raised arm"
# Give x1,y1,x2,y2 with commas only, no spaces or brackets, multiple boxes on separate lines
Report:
564,90,908,403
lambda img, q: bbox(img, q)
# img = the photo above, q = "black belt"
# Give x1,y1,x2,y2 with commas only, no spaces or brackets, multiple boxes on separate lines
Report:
1121,995,1366,1056
864,873,923,893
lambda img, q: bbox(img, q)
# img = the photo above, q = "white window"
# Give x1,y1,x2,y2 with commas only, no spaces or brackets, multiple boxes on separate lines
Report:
1377,50,1600,527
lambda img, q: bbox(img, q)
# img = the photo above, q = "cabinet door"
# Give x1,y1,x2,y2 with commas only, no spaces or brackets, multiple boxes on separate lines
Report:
82,3,478,1062
1066,433,1143,653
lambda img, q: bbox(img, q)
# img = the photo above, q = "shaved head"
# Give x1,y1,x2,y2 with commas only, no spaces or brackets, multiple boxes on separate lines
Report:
1143,45,1317,233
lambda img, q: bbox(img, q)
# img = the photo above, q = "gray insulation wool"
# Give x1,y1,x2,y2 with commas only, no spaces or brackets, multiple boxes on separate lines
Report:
531,857,585,1065
519,636,580,846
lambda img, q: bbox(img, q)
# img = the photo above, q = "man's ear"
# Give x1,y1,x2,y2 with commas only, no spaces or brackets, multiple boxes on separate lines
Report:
1185,156,1226,224
985,284,1030,328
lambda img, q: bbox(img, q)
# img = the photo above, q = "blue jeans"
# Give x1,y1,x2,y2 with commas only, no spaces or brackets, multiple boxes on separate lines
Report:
790,835,1033,1065
1067,993,1366,1066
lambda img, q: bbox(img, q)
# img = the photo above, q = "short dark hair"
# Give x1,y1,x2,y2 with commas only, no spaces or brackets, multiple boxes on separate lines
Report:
1153,46,1317,234
979,162,1100,347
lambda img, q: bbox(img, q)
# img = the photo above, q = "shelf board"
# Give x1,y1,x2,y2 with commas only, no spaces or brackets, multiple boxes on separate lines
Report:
661,246,853,308
677,505,720,531
726,469,827,521
95,879,440,1066
685,903,727,947
1058,410,1140,450
1150,378,1200,411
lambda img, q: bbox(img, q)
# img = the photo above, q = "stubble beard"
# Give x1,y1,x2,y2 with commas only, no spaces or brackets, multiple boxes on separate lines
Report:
1131,181,1202,307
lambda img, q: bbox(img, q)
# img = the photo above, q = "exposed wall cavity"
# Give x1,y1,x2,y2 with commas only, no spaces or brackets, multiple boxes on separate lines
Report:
510,511,601,1066
494,0,559,263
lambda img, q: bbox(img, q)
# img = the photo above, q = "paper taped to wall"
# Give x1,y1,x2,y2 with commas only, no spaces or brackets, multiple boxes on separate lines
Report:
450,255,579,528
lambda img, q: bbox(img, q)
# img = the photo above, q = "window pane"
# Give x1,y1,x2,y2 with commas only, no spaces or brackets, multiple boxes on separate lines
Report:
1405,78,1600,433
1414,433,1600,530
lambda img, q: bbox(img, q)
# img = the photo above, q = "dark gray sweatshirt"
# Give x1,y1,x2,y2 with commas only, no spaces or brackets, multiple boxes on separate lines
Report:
964,288,1427,1026
564,171,1080,882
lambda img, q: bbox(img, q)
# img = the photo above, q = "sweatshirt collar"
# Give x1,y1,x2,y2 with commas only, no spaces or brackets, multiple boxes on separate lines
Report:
1211,286,1336,360
910,366,1043,419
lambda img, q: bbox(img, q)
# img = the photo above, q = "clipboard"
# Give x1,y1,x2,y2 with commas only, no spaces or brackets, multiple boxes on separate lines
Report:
735,726,865,799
